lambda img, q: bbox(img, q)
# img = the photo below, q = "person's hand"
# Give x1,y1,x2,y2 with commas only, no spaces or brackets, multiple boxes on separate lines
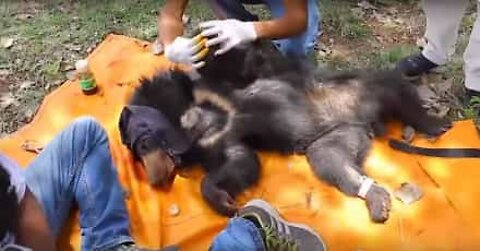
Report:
164,34,209,69
199,19,258,56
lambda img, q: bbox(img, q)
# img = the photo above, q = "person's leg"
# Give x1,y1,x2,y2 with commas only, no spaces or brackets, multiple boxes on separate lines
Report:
422,0,470,65
263,0,320,58
207,0,321,58
210,217,265,251
24,117,134,251
207,0,265,21
464,0,480,94
396,0,469,77
210,199,326,251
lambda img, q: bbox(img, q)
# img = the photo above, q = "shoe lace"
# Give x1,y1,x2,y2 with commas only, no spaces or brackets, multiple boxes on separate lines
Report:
262,225,298,251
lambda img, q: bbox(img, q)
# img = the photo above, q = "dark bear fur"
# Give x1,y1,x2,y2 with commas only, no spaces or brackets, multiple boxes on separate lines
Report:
127,40,451,221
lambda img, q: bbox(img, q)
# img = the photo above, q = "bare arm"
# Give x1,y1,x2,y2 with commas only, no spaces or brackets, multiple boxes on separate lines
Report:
254,0,308,40
157,0,189,46
16,188,56,251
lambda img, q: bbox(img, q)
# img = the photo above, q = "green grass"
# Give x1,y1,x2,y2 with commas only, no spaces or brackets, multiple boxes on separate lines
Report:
0,0,219,133
320,0,371,39
318,44,418,71
0,0,216,69
464,96,480,120
366,45,418,69
0,0,167,132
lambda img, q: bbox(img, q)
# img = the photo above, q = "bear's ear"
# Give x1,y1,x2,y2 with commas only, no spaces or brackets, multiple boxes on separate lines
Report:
118,106,133,148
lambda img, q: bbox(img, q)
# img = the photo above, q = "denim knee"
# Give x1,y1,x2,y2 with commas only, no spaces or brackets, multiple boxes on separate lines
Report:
71,116,107,142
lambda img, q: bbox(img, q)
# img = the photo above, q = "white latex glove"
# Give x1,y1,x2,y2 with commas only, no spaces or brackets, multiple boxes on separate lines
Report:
164,35,208,69
199,19,258,56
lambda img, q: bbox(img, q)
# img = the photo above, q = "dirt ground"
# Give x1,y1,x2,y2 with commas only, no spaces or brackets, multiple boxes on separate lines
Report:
0,0,478,136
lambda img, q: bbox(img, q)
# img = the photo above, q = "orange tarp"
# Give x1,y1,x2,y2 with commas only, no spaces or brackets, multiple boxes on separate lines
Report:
1,34,480,251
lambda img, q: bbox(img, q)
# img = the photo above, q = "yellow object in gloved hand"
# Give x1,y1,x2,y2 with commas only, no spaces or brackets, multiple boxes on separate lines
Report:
191,34,210,63
164,34,209,69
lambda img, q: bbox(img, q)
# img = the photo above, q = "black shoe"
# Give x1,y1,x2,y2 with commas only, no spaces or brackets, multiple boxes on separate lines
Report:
396,53,439,79
466,88,480,100
239,199,326,251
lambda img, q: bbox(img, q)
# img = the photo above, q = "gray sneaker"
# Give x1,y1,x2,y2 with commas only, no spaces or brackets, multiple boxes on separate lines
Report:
239,199,327,251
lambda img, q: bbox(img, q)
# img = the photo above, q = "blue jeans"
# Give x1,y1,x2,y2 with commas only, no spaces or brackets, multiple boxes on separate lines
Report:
210,218,265,251
209,0,321,57
23,117,133,251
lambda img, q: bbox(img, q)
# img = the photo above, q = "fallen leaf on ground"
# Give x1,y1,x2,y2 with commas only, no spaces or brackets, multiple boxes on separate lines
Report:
1,38,14,49
86,45,96,54
182,14,190,25
0,70,10,76
416,37,427,48
66,70,77,80
15,13,34,21
24,108,35,122
63,64,75,72
19,81,35,90
358,0,377,11
0,93,17,108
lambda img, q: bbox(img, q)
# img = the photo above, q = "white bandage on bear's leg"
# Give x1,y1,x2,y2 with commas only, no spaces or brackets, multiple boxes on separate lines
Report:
358,176,375,199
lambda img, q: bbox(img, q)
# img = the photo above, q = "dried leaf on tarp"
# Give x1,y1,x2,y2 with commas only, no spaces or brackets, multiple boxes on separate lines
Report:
21,140,44,154
169,203,180,216
394,182,424,205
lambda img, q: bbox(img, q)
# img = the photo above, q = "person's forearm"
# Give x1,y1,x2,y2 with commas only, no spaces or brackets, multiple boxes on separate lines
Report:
157,0,188,45
158,16,184,45
253,0,308,40
253,18,306,40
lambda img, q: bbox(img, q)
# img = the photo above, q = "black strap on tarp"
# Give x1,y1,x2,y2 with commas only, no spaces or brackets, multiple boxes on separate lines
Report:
389,139,480,158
